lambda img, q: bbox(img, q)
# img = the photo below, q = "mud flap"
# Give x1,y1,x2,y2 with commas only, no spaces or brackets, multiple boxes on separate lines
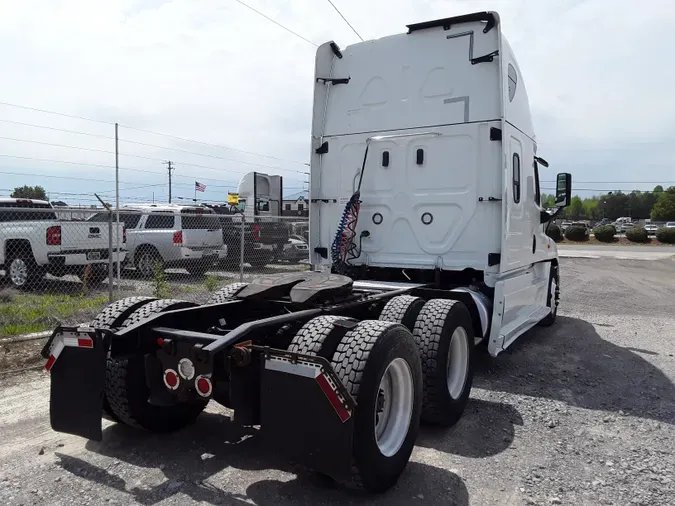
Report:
259,353,355,481
42,328,111,441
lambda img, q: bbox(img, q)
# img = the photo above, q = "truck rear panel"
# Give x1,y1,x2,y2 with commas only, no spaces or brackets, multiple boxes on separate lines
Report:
310,14,504,272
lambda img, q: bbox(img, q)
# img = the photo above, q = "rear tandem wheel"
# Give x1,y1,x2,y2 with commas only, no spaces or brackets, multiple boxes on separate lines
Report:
289,317,423,492
104,299,209,432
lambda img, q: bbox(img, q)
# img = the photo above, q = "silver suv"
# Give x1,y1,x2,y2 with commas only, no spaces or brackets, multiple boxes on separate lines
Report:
89,204,225,276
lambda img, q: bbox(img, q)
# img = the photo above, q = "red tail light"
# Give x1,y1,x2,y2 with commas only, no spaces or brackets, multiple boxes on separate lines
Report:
251,224,261,242
122,227,127,244
173,231,183,245
46,226,62,246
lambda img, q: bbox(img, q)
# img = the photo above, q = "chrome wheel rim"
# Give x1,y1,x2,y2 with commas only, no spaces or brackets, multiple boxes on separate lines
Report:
9,258,28,287
137,253,154,276
374,357,414,457
447,327,469,400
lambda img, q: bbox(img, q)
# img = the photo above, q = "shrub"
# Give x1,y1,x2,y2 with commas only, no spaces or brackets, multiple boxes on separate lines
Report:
564,225,588,242
546,224,563,242
626,226,649,243
593,224,616,243
656,227,675,244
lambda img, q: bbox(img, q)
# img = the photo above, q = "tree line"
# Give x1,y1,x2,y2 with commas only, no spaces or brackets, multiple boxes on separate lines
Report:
542,185,675,222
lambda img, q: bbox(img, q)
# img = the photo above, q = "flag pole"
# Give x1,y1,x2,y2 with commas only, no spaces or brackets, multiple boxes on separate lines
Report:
194,183,197,203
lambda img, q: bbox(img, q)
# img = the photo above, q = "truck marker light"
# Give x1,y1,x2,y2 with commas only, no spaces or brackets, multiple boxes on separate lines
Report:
163,369,179,390
195,375,213,397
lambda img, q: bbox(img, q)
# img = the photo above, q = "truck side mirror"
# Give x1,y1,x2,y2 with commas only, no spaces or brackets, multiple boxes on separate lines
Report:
555,173,572,208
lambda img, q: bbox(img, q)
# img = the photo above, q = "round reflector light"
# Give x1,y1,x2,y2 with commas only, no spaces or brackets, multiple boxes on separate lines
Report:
163,369,179,390
195,375,212,397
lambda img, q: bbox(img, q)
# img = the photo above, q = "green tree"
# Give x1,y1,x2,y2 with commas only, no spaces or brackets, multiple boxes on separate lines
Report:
568,196,583,220
651,186,675,221
583,198,599,220
540,193,556,209
11,185,48,200
653,185,664,193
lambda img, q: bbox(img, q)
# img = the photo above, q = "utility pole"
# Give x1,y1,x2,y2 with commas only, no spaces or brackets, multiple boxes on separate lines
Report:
165,161,175,203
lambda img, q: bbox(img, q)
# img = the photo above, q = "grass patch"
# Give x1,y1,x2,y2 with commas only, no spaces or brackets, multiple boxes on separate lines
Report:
0,292,108,337
203,274,220,292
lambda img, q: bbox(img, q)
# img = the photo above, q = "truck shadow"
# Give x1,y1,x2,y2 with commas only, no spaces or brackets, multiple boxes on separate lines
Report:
415,399,523,458
61,413,467,506
474,315,675,425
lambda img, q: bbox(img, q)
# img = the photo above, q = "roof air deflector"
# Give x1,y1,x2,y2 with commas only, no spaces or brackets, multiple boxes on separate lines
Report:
406,12,497,34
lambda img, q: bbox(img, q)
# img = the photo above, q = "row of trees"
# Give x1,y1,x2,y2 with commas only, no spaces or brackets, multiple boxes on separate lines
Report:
542,186,675,222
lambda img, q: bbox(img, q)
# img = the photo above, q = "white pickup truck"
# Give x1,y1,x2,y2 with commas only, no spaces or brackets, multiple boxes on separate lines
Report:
0,198,126,288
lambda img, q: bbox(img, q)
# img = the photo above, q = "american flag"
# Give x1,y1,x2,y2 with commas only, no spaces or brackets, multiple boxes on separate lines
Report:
195,181,206,192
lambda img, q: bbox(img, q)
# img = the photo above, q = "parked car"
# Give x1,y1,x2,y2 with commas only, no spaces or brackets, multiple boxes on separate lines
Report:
666,222,675,230
276,235,309,263
645,223,659,235
0,198,126,288
571,222,590,237
560,221,572,232
88,204,224,277
204,204,289,270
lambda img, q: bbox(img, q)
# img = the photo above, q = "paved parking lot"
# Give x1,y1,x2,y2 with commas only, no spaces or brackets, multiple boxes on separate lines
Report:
1,257,674,506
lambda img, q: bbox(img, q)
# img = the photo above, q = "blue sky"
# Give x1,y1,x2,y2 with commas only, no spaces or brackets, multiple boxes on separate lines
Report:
0,0,673,206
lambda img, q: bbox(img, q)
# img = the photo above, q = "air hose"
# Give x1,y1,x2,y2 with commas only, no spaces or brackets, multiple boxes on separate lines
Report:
331,191,361,274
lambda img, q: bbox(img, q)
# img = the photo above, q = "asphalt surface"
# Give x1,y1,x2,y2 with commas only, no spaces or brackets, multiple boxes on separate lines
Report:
1,257,674,505
558,244,675,261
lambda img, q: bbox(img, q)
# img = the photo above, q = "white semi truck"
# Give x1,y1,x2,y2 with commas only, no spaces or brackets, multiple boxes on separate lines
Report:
42,11,571,494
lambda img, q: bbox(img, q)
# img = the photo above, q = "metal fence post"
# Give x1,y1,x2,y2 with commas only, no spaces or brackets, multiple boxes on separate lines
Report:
239,214,245,282
107,207,113,303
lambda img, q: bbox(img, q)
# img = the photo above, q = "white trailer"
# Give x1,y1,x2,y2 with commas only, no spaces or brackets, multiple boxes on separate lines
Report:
309,11,572,356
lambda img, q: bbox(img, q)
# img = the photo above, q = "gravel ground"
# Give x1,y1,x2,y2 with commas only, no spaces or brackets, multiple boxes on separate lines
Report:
0,257,674,505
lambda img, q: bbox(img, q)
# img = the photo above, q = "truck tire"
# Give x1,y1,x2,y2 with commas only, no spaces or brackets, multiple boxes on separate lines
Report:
538,264,559,327
330,320,422,493
6,243,42,289
412,299,474,427
105,299,208,432
90,296,157,329
206,282,248,304
287,315,356,359
378,295,425,332
134,246,163,278
89,296,157,419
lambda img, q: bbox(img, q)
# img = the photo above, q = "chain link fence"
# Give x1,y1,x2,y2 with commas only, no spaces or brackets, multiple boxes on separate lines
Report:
0,203,309,338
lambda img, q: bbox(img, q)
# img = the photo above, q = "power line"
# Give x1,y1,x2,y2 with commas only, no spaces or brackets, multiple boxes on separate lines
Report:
0,117,309,168
119,138,306,172
0,136,309,176
325,0,364,41
118,125,308,166
232,0,317,46
0,102,112,125
0,119,114,140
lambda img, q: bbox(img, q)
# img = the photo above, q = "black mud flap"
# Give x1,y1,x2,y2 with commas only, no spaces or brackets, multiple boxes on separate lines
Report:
42,327,111,441
259,352,355,481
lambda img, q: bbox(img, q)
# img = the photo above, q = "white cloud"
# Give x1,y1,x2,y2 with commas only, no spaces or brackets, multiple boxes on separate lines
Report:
0,0,673,204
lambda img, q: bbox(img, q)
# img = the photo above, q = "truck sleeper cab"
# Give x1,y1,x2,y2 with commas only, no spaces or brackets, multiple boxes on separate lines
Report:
309,11,571,356
41,12,571,495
